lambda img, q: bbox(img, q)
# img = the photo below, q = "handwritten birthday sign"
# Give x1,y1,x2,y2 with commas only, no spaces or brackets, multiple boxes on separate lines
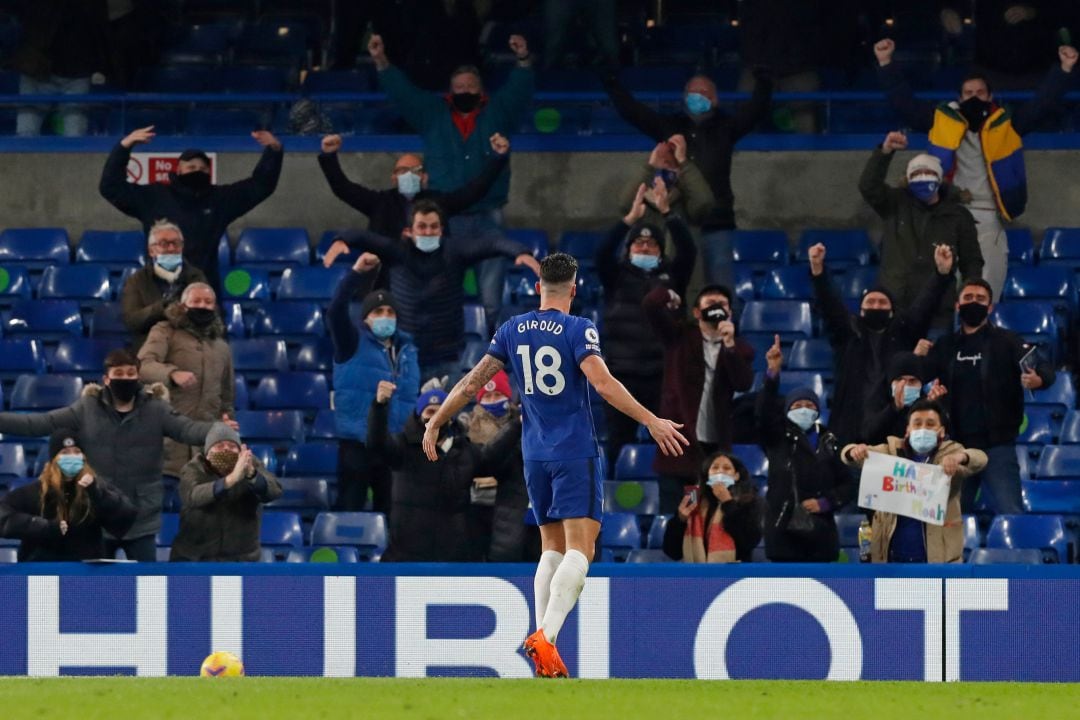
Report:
857,451,950,526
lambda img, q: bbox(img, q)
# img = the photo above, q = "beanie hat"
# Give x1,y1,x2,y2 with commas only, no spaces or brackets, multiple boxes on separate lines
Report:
784,386,820,412
626,221,665,255
886,351,926,383
906,153,943,180
862,285,896,307
178,148,211,165
49,429,79,459
359,289,398,319
203,422,241,453
416,389,448,416
477,370,512,404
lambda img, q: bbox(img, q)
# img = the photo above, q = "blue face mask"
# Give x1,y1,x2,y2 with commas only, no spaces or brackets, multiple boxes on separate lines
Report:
909,428,940,455
707,472,737,488
369,317,396,339
480,399,509,418
57,454,84,477
397,171,421,197
155,254,182,271
909,179,940,202
414,235,441,253
892,382,922,407
685,92,712,115
630,253,660,271
787,407,819,432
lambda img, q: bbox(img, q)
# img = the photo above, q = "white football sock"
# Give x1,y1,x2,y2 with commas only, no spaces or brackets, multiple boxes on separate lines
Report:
533,550,564,629
540,549,589,644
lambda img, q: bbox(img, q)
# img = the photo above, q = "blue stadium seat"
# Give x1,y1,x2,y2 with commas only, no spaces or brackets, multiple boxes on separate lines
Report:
501,267,540,307
0,339,45,379
604,480,660,515
731,230,789,271
5,300,83,340
460,338,487,371
76,231,146,270
310,511,388,560
233,374,249,410
235,23,307,65
968,547,1045,564
625,549,672,563
1029,373,1076,416
796,229,874,267
1016,445,1032,480
0,266,32,306
985,514,1073,563
268,477,330,512
1017,406,1061,446
221,268,272,305
230,338,289,375
1059,410,1080,443
463,303,487,338
1006,228,1035,265
87,302,127,340
733,266,755,302
303,69,374,93
38,264,111,305
1034,445,1080,479
787,339,834,371
234,228,310,270
245,443,279,475
294,338,333,372
1039,227,1080,267
600,512,641,560
962,515,982,556
224,302,246,338
308,409,340,440
134,65,218,92
732,444,769,478
989,301,1059,363
250,302,324,342
157,513,180,546
838,266,879,299
558,231,604,264
49,338,112,377
0,547,17,563
10,374,83,410
752,371,827,406
614,444,657,480
0,443,27,479
108,107,189,136
504,228,548,259
1022,480,1080,514
285,547,360,563
835,514,865,547
260,511,305,548
188,108,271,135
0,228,70,269
220,65,289,92
761,266,814,300
1001,266,1075,310
251,372,330,411
647,514,671,549
276,266,347,301
739,300,813,341
283,441,338,476
234,409,305,445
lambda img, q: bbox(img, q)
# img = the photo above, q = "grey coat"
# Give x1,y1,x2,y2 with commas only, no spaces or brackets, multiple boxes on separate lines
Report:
0,383,216,539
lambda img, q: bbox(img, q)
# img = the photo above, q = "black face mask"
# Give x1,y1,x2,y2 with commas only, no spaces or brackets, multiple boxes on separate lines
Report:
861,309,892,332
108,378,140,404
170,170,211,193
957,301,989,327
451,92,481,113
959,96,991,131
702,303,729,325
187,307,216,327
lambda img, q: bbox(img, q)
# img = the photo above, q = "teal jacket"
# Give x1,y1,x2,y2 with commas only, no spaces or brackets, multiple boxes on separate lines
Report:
377,65,534,211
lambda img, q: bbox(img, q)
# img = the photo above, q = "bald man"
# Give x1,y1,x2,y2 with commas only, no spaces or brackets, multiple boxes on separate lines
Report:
317,132,511,242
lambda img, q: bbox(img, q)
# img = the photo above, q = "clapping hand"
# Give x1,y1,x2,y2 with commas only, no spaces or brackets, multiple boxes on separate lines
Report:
624,183,648,225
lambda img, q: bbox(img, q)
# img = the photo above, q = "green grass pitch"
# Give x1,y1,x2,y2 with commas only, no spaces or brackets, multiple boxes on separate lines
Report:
1,678,1077,720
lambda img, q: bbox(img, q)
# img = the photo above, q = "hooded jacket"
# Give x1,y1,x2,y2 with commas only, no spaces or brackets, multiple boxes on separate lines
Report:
138,304,236,476
0,383,216,539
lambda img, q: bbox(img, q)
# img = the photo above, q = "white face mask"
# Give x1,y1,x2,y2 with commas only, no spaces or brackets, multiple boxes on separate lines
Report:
707,472,737,488
414,235,441,253
397,171,421,197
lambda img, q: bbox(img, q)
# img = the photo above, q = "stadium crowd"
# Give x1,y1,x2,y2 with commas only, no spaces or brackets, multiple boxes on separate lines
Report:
1,1,1079,567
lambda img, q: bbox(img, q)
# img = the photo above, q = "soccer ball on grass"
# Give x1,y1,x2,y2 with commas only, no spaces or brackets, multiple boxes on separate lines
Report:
200,650,245,677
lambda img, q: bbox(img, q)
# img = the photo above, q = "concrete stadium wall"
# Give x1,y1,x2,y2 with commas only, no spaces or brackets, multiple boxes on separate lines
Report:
4,150,1080,244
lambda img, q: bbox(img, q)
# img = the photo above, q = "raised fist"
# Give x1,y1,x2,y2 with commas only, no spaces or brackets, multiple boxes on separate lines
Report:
808,243,826,276
509,34,529,60
882,131,908,153
874,38,895,66
321,134,342,154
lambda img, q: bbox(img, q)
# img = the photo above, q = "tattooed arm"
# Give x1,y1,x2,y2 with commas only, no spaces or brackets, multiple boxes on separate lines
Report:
421,354,505,461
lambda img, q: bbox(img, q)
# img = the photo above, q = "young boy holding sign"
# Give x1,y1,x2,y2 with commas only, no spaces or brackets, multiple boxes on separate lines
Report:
841,399,986,563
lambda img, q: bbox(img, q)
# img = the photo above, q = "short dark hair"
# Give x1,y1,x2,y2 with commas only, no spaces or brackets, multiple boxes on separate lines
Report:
908,398,948,432
959,277,994,303
104,348,140,371
695,284,733,308
959,72,992,96
450,65,483,84
539,252,578,285
410,199,446,227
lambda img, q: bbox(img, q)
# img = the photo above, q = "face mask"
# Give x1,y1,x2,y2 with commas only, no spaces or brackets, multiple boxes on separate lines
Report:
630,253,660,271
186,307,216,327
908,428,940,455
959,96,991,131
787,407,819,432
480,399,509,418
892,382,922,407
707,472,737,489
370,317,396,339
861,308,892,332
57,454,84,477
155,253,182,271
451,92,481,113
171,170,211,193
702,302,729,325
685,92,712,115
108,378,140,404
207,449,239,477
396,171,421,197
908,179,940,202
957,301,989,327
414,235,441,253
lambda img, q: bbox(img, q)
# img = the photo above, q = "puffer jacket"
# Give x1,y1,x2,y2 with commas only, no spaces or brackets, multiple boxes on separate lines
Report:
138,304,235,476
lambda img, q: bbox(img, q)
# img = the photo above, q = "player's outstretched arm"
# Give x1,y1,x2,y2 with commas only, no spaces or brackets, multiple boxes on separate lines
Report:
580,355,688,457
422,354,505,461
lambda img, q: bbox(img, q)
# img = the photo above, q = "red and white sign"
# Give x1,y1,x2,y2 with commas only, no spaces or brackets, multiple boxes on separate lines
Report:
127,152,218,185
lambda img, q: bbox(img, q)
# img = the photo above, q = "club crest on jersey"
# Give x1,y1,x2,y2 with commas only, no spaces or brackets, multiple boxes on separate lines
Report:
484,380,496,392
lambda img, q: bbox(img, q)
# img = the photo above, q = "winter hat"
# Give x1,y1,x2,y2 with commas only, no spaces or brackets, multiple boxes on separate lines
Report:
906,153,943,180
476,370,512,403
784,386,821,412
416,389,448,416
178,148,211,165
886,351,926,383
203,422,241,453
359,289,398,319
862,285,896,306
626,221,665,255
49,429,80,459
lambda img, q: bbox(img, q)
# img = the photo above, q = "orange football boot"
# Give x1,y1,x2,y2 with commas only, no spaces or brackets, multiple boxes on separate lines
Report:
523,629,569,678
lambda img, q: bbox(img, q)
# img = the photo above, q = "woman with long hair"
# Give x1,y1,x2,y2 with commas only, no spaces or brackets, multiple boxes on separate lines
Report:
0,430,136,561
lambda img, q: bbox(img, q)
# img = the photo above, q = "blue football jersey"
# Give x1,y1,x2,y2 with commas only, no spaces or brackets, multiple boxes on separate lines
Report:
487,309,602,461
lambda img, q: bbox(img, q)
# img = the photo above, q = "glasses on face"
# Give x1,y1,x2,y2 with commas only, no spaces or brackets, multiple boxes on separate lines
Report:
393,166,423,176
154,240,182,250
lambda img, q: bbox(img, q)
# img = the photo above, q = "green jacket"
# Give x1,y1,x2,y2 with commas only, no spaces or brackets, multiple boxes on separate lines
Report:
377,64,534,211
620,160,715,228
